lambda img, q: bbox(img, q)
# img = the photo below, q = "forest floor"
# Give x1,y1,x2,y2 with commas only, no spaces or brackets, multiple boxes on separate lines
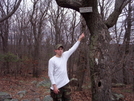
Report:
0,71,134,101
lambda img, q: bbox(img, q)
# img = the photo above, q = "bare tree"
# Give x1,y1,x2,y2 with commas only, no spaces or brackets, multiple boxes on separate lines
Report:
122,0,133,84
0,0,16,75
48,2,71,45
54,0,130,101
67,11,80,79
29,0,51,77
0,0,22,23
9,0,33,77
98,0,114,21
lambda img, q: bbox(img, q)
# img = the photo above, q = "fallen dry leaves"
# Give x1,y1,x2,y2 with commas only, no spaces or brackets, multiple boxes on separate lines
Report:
0,72,134,101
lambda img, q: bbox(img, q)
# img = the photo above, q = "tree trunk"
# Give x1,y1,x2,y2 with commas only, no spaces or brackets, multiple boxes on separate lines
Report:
33,41,39,77
133,76,134,92
81,12,112,101
0,20,9,53
77,50,87,91
0,20,9,75
122,0,132,84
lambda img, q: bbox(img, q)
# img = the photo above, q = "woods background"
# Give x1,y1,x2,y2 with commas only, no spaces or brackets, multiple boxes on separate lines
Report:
0,0,134,95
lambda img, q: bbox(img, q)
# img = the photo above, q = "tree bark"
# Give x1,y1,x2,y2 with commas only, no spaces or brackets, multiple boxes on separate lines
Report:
82,12,111,101
133,76,134,92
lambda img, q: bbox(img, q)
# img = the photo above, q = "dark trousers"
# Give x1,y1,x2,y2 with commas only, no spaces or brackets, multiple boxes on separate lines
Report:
50,83,71,101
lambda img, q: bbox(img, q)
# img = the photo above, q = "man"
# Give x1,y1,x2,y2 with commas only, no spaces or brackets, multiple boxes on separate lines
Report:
48,33,85,101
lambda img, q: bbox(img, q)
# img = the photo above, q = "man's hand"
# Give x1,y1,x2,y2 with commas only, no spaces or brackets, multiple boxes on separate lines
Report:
78,33,85,41
53,84,60,94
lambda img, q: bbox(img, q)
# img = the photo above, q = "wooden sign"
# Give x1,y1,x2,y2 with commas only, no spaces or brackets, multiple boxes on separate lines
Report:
79,7,92,13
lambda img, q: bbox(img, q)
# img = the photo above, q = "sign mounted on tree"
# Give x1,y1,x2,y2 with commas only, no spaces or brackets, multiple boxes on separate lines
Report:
79,7,92,13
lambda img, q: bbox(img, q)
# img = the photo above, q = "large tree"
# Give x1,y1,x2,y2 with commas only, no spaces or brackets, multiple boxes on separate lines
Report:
55,0,130,101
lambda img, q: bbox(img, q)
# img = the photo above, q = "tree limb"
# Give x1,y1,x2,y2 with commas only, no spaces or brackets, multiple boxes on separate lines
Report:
55,0,83,11
0,0,22,23
105,0,131,28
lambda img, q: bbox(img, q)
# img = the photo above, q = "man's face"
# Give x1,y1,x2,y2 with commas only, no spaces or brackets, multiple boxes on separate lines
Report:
55,47,63,57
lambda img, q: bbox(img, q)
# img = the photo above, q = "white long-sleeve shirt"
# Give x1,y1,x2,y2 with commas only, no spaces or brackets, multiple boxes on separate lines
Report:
48,41,80,89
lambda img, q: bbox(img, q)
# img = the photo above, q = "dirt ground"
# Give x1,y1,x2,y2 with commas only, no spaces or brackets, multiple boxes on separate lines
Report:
0,73,134,101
